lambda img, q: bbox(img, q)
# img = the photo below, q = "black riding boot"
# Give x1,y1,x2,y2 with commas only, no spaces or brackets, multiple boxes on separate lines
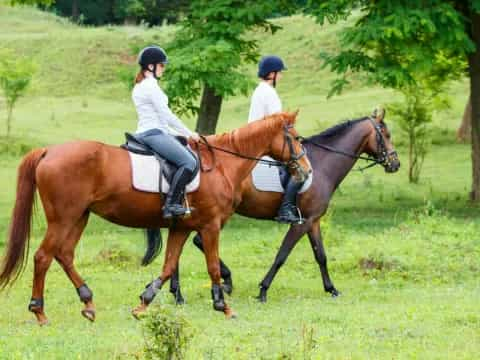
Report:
163,167,193,219
275,177,304,224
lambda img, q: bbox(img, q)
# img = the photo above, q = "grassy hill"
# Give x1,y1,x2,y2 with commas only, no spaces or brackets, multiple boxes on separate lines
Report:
0,2,469,140
0,3,478,359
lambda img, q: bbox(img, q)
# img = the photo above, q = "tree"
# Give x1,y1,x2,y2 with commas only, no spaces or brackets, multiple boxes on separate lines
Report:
0,49,36,138
391,78,450,183
12,0,190,25
306,1,480,201
164,0,297,134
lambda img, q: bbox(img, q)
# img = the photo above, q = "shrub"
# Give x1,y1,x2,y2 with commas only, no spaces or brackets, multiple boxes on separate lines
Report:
143,305,194,360
0,48,36,138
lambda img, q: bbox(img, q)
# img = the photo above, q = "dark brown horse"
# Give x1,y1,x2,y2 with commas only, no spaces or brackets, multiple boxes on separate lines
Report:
167,109,400,303
0,112,311,325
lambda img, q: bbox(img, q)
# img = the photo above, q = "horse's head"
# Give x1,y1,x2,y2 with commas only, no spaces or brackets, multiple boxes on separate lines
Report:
363,108,400,173
269,111,312,181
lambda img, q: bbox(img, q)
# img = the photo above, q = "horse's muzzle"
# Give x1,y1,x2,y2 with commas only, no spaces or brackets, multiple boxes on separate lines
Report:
384,151,400,173
289,160,312,182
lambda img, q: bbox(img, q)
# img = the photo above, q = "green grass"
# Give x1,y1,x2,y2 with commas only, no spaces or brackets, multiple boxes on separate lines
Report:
0,3,478,359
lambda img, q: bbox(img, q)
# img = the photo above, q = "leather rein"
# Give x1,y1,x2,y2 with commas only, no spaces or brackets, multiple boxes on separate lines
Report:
300,117,397,172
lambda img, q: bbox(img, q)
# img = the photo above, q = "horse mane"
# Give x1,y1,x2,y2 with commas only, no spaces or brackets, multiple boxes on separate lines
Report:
305,116,369,144
206,112,295,155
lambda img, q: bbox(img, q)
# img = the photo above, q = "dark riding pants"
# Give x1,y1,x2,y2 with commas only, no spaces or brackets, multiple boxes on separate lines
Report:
136,129,196,173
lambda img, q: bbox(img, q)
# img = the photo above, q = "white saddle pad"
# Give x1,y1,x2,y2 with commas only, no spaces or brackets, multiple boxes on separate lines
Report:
129,152,200,193
252,158,312,193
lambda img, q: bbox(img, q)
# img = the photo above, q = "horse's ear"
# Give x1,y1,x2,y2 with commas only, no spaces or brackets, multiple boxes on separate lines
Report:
286,110,299,125
372,106,385,123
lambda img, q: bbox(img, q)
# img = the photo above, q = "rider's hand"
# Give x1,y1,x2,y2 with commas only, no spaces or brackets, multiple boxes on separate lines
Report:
190,132,200,142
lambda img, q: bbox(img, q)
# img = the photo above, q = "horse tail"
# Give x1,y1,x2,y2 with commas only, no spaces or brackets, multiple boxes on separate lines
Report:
0,148,46,289
141,228,162,266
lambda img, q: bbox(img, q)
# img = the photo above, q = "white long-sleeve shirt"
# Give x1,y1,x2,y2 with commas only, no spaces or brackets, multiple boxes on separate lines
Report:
248,81,282,123
132,75,193,137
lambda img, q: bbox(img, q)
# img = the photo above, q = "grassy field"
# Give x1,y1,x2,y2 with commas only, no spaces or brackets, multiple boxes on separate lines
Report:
0,3,478,359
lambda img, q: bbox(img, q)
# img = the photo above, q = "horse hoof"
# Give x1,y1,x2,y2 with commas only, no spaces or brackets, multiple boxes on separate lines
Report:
256,294,267,303
175,297,185,305
331,289,341,298
81,309,96,322
224,308,237,319
34,313,49,326
131,304,148,320
38,318,49,326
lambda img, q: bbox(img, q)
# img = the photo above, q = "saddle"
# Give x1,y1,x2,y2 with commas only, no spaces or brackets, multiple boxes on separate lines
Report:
251,162,313,194
121,132,200,193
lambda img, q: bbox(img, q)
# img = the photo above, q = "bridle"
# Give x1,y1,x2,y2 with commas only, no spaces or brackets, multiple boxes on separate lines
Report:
367,117,398,171
281,124,309,181
194,124,308,179
300,117,398,171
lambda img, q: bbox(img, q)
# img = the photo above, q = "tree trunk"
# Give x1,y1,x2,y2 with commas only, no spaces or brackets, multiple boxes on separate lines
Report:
6,104,12,138
408,128,414,183
196,85,223,135
72,0,79,22
468,13,480,201
457,96,471,142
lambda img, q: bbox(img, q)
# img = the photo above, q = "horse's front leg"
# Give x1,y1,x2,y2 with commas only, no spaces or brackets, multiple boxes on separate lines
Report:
307,220,339,297
132,229,190,318
257,225,307,303
193,233,233,295
199,225,236,319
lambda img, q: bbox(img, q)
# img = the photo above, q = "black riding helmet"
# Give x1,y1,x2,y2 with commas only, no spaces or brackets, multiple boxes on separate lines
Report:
138,46,168,79
257,55,286,87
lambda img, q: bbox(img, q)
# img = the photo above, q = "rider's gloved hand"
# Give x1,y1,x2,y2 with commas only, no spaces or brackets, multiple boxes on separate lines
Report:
190,132,200,142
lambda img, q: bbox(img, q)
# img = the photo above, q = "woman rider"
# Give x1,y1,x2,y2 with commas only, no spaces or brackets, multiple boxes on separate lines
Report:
249,55,304,224
132,45,199,219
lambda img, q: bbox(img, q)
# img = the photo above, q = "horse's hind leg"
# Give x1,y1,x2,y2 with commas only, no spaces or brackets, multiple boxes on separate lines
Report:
29,224,69,325
132,229,190,318
54,213,96,321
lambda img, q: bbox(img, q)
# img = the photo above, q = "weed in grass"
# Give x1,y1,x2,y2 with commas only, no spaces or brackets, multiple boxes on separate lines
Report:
143,305,194,360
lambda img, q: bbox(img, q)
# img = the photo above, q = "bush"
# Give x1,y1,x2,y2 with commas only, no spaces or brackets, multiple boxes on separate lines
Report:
390,80,450,183
0,48,36,138
143,305,194,360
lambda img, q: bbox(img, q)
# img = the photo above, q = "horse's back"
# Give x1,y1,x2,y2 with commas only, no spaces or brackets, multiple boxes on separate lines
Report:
35,141,131,206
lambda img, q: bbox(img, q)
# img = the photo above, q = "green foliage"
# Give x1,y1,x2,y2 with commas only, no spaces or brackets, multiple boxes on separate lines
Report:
307,1,470,95
10,0,54,5
13,0,191,25
0,48,35,137
143,305,194,360
164,0,296,118
113,0,146,22
390,75,451,183
0,7,478,358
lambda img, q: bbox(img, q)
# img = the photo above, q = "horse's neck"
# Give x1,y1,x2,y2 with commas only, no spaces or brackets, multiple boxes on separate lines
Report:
312,122,371,188
208,124,275,189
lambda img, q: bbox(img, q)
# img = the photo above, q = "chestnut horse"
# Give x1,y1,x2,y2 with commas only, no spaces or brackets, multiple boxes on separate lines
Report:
167,109,400,303
0,112,311,325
